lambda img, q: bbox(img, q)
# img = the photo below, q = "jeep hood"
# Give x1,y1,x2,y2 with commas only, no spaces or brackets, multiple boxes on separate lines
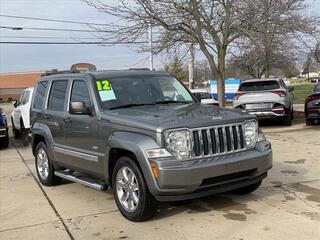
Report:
102,103,254,132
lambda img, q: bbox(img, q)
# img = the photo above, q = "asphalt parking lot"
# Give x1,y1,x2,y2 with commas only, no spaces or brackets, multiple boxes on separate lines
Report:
0,120,319,240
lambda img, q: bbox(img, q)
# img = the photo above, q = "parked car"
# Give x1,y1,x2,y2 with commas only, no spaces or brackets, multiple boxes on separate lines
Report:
11,87,34,142
310,77,319,84
233,78,294,126
190,89,219,106
30,70,272,221
0,108,9,149
305,83,320,125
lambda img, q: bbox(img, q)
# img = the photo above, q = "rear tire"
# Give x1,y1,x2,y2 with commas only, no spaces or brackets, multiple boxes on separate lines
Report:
306,119,316,126
35,142,61,186
112,156,158,222
282,109,292,126
232,181,262,195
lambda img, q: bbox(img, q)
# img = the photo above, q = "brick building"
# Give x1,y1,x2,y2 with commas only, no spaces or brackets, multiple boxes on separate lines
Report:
0,71,43,101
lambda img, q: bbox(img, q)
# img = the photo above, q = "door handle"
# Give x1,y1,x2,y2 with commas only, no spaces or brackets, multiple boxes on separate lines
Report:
63,117,72,123
43,114,50,119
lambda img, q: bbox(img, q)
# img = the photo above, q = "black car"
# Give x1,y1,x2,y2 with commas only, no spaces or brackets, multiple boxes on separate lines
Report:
305,83,320,126
0,108,9,148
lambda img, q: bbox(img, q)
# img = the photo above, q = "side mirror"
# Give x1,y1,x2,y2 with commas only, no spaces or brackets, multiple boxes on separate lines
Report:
288,86,294,92
69,101,91,115
13,100,17,108
193,93,202,103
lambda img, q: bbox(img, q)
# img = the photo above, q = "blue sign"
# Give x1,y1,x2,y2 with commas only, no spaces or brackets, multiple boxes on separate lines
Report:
210,79,241,101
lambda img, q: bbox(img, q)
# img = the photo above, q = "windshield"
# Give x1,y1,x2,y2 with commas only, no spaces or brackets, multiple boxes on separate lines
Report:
94,75,194,110
199,92,212,99
239,81,279,92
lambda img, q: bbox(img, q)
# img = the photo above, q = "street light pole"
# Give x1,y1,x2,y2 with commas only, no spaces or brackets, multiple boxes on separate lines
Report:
148,23,154,71
188,43,195,89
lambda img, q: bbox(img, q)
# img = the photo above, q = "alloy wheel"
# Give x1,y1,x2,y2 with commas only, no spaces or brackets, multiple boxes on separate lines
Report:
116,166,139,212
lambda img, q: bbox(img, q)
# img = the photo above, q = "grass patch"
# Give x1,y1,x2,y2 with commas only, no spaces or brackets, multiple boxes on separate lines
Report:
292,84,315,104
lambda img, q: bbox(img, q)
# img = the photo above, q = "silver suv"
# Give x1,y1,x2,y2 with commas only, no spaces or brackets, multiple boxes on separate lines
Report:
233,78,294,126
30,70,272,221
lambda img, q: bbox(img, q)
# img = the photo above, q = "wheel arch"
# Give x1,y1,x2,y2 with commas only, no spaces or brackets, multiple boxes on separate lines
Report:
105,131,160,194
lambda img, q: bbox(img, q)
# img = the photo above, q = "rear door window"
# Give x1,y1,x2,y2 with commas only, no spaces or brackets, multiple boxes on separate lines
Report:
47,80,69,111
239,81,280,92
33,81,48,109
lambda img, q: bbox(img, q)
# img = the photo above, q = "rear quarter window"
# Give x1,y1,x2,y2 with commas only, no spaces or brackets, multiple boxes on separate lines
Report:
239,81,280,91
33,81,48,109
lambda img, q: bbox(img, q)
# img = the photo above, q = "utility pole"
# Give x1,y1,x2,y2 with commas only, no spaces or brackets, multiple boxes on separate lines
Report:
148,23,154,71
307,55,311,82
188,43,195,89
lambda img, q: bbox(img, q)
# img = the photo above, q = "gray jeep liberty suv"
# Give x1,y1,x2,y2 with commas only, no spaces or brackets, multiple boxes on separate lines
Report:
30,70,272,221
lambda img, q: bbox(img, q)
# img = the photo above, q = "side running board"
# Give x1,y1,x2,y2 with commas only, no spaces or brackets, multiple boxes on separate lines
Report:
54,170,108,191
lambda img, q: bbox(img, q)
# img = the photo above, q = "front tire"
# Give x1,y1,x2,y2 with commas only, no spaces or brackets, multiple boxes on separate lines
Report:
232,181,262,195
112,156,157,222
35,142,61,186
11,118,20,139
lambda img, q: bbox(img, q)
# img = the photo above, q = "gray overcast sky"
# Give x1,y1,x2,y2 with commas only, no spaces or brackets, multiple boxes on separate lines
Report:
0,0,161,73
0,0,319,73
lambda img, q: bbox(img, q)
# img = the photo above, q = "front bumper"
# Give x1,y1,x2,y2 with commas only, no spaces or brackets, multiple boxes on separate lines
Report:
150,141,272,201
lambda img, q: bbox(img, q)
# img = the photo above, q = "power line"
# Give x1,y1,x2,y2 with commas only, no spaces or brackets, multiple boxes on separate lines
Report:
0,25,106,32
0,41,151,45
0,14,110,26
0,35,101,40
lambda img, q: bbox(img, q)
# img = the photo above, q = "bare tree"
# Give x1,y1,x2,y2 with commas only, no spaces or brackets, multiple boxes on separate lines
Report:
229,39,300,78
83,0,257,106
83,0,319,106
240,0,320,77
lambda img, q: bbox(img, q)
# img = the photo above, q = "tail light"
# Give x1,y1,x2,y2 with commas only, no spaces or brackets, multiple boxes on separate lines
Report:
234,92,246,100
308,108,319,112
305,95,319,102
271,90,286,97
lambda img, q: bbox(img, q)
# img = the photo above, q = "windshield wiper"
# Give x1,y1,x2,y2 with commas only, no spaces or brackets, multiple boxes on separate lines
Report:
154,100,192,104
109,103,155,110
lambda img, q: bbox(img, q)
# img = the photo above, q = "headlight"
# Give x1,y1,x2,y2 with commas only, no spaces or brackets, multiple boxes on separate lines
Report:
243,120,258,148
164,129,191,160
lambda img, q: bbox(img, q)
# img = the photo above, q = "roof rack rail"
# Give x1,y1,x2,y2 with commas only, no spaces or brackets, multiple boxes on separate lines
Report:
128,68,150,71
41,69,80,76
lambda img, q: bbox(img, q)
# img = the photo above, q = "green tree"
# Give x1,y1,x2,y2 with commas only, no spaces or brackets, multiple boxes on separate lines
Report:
163,56,187,82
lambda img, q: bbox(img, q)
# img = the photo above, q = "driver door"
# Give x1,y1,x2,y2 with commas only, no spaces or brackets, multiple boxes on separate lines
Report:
64,79,104,175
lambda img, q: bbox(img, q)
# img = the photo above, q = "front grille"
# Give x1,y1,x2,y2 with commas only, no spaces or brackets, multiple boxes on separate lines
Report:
191,123,246,158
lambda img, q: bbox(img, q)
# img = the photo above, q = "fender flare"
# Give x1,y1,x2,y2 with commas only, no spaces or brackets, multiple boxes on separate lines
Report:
106,131,160,195
31,122,60,169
